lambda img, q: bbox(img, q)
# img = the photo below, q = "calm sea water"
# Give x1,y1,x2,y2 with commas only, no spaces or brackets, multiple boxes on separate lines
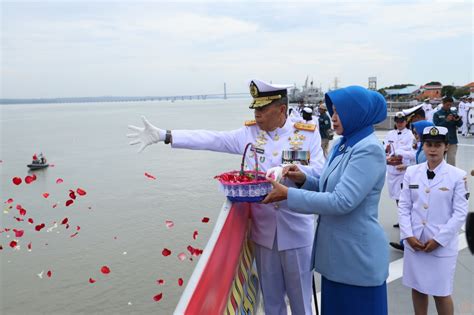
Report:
1,99,252,314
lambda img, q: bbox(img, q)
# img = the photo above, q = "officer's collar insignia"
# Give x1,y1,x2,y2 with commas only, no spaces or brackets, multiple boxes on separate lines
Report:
339,143,346,152
429,127,439,136
250,82,259,98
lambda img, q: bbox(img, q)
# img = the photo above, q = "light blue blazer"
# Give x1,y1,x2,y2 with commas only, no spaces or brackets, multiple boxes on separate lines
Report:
288,133,389,286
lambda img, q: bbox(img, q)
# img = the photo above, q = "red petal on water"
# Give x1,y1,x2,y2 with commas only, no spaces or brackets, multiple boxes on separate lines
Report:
65,224,70,229
156,279,165,285
47,270,52,278
201,217,210,223
65,200,74,207
42,193,50,199
25,176,35,184
144,172,156,180
27,242,32,250
70,232,79,238
13,229,24,238
9,240,17,248
12,177,22,185
6,198,14,204
4,228,10,232
28,218,34,224
193,230,198,240
61,218,68,225
32,174,37,180
89,278,96,284
100,266,111,274
14,216,24,222
153,293,163,302
177,252,186,261
76,188,86,196
162,248,172,257
69,190,76,200
76,226,81,231
56,178,63,184
165,220,174,229
18,207,26,216
35,223,45,231
52,203,58,208
178,278,184,286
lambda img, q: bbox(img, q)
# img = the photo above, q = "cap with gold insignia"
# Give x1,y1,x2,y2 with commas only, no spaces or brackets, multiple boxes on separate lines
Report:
422,126,448,142
248,79,293,109
402,104,424,122
394,111,406,122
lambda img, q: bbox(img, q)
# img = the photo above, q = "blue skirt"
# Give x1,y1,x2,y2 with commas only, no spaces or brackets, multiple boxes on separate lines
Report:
321,276,387,315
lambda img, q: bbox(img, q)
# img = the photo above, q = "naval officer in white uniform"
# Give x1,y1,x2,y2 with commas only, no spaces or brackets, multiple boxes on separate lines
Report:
398,126,468,315
128,79,325,314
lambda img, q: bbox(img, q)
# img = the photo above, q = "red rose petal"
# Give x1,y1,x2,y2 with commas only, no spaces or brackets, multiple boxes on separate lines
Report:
61,218,68,225
25,175,35,184
177,252,186,261
76,226,81,231
153,293,163,302
35,223,46,231
42,193,50,198
76,188,86,196
65,199,74,207
162,248,171,257
6,198,14,204
157,279,165,285
32,174,37,180
13,229,24,238
52,203,58,208
178,278,184,286
47,270,52,278
100,266,111,274
28,218,34,224
27,242,32,250
56,178,63,184
70,232,79,238
89,278,96,284
12,177,22,185
69,190,76,200
193,230,198,240
201,217,210,223
165,220,174,229
9,240,17,248
17,206,26,216
144,172,157,180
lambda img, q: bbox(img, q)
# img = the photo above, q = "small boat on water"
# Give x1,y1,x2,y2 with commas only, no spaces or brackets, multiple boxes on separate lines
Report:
27,153,49,170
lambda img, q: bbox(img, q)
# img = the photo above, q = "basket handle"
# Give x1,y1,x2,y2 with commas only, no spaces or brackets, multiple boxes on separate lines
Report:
240,143,259,177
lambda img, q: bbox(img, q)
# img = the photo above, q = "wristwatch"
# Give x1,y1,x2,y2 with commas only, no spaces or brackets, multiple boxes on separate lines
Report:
164,130,172,144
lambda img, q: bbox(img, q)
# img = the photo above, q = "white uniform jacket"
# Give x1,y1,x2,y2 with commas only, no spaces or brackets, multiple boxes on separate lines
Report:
398,161,468,257
422,103,434,122
384,128,415,175
171,118,325,250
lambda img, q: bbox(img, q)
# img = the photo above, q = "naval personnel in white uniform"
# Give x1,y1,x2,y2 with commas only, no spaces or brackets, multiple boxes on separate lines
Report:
127,79,325,315
421,98,434,122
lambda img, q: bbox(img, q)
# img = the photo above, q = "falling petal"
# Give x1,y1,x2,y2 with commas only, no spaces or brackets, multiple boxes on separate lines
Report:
12,177,22,185
178,278,184,286
76,188,87,196
177,253,186,261
157,279,165,285
201,217,210,223
35,224,46,232
153,293,163,302
42,193,50,199
28,218,34,224
162,248,172,256
47,270,52,278
13,229,24,238
56,178,63,184
61,218,68,225
165,220,174,229
76,226,81,231
144,172,156,180
69,190,76,200
9,240,18,248
65,200,74,207
100,266,111,274
193,230,198,240
89,278,96,284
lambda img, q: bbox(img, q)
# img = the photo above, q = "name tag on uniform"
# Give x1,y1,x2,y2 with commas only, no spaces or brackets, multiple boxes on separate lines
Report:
251,147,265,154
409,184,419,189
439,187,450,191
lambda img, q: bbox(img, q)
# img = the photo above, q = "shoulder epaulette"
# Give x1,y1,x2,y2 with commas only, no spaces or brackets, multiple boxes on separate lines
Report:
245,120,257,126
294,122,316,132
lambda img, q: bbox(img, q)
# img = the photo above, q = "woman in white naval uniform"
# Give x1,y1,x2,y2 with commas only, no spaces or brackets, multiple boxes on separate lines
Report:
127,79,325,315
398,126,468,315
384,112,415,227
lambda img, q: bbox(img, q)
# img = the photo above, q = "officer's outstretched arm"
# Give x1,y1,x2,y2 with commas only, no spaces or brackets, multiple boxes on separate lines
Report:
127,116,166,152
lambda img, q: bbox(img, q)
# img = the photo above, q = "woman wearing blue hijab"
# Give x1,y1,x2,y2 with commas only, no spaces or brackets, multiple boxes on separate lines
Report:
263,86,389,314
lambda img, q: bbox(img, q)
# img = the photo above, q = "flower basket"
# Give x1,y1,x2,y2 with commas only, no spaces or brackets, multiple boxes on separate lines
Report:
214,143,272,202
386,143,403,166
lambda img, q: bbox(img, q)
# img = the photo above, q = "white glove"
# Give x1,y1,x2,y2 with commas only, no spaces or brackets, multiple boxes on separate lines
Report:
266,166,284,183
127,116,166,152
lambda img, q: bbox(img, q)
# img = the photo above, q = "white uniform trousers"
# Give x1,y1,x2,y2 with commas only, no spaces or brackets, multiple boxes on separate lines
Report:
386,172,404,200
460,112,468,135
254,236,313,315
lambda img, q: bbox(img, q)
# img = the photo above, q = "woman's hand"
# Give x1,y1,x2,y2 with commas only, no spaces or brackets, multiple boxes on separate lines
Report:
406,237,425,251
423,239,440,252
261,179,289,204
395,164,408,171
281,165,306,185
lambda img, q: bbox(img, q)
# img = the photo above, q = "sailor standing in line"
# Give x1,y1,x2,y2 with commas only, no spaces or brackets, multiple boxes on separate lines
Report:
384,112,415,228
398,126,468,315
127,79,325,315
458,96,468,136
421,98,434,122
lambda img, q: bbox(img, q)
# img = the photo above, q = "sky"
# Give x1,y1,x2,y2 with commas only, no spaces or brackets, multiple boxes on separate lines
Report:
1,0,473,98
